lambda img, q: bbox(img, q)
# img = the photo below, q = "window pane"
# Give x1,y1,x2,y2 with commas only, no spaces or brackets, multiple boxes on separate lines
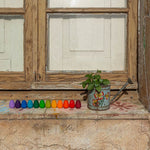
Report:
47,14,127,72
0,15,24,71
0,0,23,8
48,0,127,8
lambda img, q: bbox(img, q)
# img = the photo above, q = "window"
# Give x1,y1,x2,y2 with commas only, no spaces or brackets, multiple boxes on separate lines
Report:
0,15,24,72
0,0,33,89
47,13,127,71
0,0,138,90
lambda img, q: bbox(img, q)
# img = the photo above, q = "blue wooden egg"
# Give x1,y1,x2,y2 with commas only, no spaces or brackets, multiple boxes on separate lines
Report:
28,100,33,108
21,100,27,109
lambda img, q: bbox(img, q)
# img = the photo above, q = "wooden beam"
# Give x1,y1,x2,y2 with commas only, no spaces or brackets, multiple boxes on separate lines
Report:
0,8,25,14
139,16,150,111
0,91,138,102
128,0,138,81
144,11,150,112
37,0,46,81
0,72,25,82
32,81,138,90
46,73,128,82
46,8,129,13
24,0,34,82
138,0,150,112
0,82,31,90
32,0,38,81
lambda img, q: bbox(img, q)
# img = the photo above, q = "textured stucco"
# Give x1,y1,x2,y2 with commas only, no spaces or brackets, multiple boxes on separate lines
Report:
0,120,150,150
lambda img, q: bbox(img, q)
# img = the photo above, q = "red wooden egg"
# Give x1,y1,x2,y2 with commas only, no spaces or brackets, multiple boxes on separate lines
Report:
63,100,69,109
75,100,81,109
69,100,75,108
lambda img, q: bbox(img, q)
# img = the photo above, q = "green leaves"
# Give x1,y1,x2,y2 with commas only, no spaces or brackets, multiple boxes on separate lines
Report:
80,70,110,92
87,83,94,91
81,81,87,88
102,79,110,85
85,73,93,79
93,74,101,80
81,79,91,88
96,86,101,93
86,79,91,84
97,70,101,73
99,79,103,84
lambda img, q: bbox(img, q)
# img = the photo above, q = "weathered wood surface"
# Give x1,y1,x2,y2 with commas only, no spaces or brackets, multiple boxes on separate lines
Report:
46,73,128,83
0,81,137,90
139,0,150,111
145,17,150,111
0,90,135,101
128,0,138,81
37,0,46,81
32,0,38,82
0,82,31,90
46,8,129,13
0,91,149,120
32,81,138,90
0,120,149,150
0,72,25,82
25,0,34,82
0,8,25,14
38,0,137,90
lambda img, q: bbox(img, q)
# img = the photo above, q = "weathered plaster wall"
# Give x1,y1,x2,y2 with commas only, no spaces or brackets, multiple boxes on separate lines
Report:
0,120,150,150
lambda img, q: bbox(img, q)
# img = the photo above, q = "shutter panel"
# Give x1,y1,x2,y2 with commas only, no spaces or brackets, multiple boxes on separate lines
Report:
139,0,150,111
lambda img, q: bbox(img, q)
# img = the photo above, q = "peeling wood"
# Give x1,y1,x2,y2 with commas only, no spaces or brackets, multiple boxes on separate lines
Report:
46,73,128,82
0,82,31,90
0,72,25,82
32,0,38,82
37,0,46,81
32,81,138,90
0,8,25,14
128,0,138,81
0,90,138,101
46,8,129,13
24,0,34,82
139,0,150,111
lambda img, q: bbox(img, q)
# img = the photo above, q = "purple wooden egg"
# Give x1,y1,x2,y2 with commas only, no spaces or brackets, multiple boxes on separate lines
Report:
15,100,21,108
9,100,15,108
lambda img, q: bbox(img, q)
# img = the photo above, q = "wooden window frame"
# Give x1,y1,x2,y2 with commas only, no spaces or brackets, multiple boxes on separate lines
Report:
36,0,138,90
0,0,138,90
0,0,34,90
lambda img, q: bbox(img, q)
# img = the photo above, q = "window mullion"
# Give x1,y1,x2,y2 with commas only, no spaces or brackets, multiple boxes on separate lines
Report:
46,8,129,13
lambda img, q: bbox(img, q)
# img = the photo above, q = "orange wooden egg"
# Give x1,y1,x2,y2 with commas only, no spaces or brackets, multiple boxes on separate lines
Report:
57,100,63,108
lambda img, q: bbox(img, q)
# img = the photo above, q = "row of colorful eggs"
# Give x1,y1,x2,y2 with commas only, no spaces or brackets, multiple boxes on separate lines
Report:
9,100,81,109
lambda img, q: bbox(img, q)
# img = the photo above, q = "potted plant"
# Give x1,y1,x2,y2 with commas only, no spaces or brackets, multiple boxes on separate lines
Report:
81,70,110,111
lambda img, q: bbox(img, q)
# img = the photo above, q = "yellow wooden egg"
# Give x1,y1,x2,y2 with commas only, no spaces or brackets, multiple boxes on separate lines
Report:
51,100,57,108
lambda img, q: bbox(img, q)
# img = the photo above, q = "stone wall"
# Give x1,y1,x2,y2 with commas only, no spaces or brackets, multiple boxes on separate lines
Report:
0,120,150,150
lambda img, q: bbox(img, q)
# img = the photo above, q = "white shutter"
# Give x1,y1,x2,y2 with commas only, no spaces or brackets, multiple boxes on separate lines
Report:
47,14,127,71
0,0,23,8
0,16,24,71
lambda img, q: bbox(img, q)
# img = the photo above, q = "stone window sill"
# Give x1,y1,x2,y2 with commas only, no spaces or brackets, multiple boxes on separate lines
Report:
0,92,149,120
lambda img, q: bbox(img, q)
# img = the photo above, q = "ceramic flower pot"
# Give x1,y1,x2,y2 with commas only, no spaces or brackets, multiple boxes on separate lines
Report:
87,85,110,111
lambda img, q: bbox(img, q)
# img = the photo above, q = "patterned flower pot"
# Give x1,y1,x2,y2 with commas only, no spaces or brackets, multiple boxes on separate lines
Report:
87,85,110,111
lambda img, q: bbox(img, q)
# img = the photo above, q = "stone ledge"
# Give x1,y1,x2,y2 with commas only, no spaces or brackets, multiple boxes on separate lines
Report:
0,96,149,120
